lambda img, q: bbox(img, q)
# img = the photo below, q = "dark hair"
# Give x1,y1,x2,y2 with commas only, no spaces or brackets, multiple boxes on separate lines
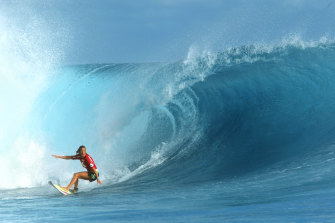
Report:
76,145,86,154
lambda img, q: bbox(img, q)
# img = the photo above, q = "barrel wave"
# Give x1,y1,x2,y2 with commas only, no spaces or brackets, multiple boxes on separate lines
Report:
33,41,335,190
2,41,335,222
93,43,333,194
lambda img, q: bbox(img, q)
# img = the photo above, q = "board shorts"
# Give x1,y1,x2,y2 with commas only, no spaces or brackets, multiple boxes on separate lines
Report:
88,171,99,182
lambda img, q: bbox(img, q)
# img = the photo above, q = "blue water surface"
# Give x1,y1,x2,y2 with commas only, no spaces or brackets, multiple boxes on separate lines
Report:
2,43,335,222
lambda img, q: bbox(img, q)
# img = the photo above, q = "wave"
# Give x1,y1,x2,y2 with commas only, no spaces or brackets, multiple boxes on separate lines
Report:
2,40,335,192
121,41,335,187
154,41,335,182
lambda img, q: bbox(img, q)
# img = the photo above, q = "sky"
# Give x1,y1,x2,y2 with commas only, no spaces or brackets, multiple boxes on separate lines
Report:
0,0,335,65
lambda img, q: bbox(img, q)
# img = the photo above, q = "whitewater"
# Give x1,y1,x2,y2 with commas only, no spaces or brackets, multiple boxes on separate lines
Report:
2,31,335,221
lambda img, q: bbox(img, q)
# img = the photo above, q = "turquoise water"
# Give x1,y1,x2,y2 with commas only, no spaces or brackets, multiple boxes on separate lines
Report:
2,42,335,222
2,181,335,222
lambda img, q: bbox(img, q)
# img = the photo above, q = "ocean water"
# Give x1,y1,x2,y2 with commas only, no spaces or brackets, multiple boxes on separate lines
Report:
2,40,335,222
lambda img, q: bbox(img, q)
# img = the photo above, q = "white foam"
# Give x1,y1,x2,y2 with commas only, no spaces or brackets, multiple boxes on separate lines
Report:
185,35,335,71
118,145,168,183
0,8,68,190
0,137,47,189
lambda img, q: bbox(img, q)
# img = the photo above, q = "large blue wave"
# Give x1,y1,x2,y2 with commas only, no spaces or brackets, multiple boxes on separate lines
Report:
6,41,335,192
117,42,335,188
157,43,335,182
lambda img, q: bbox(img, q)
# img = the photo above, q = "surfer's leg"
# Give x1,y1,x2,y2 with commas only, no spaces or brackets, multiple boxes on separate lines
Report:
71,178,79,192
74,178,79,189
63,172,90,190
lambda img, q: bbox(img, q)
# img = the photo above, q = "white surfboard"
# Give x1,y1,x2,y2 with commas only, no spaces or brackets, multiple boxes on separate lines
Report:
49,181,72,196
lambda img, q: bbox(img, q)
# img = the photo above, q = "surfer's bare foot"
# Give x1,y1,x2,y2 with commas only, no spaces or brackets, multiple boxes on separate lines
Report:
60,186,70,191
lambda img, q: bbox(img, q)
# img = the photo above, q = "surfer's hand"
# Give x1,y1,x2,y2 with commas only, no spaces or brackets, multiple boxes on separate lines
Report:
52,155,59,159
97,179,102,185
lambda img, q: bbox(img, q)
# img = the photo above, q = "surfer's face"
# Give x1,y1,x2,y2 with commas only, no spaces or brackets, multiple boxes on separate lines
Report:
79,147,86,157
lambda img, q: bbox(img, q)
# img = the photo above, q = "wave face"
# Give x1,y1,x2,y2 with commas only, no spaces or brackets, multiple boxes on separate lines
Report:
2,41,335,195
154,43,335,184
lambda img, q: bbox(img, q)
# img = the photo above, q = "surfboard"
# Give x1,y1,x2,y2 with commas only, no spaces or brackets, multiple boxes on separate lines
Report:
49,181,72,196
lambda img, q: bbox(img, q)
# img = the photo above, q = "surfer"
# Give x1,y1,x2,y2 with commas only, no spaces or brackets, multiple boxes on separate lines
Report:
51,145,102,192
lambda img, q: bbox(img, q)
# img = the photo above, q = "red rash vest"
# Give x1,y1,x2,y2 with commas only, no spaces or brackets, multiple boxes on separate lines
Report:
70,153,98,172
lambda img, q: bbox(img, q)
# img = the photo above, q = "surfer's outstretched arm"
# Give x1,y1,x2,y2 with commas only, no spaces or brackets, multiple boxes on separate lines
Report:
52,155,73,160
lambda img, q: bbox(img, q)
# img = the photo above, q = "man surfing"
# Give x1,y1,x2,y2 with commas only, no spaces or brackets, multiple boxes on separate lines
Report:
52,145,102,192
